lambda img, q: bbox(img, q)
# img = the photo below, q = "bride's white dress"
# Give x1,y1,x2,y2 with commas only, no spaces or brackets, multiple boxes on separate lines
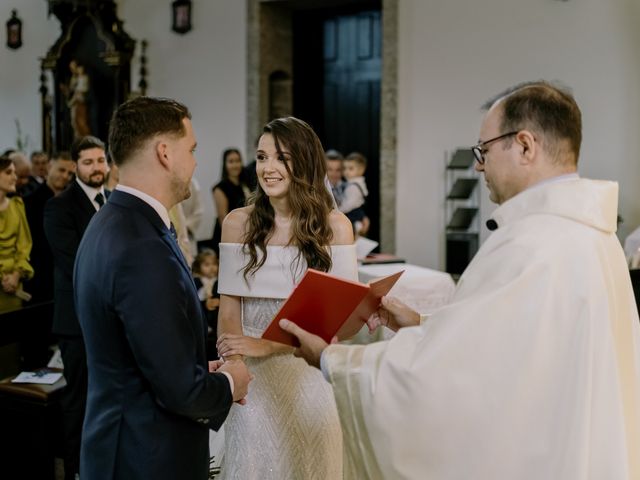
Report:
217,243,358,480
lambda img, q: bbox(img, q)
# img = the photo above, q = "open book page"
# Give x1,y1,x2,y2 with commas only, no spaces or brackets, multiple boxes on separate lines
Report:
262,269,403,346
335,270,404,340
262,270,370,346
12,370,63,385
355,236,379,259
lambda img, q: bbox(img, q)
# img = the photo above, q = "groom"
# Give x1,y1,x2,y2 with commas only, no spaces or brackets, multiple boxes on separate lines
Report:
74,96,252,480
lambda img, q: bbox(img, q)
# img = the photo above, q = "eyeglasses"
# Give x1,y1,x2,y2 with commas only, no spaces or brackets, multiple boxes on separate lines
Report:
471,131,519,165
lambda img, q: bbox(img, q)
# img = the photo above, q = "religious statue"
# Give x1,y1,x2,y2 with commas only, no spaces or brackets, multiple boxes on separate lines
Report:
62,59,91,138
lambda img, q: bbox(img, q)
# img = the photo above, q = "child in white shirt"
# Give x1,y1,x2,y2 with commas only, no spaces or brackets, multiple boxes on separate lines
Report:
339,152,369,235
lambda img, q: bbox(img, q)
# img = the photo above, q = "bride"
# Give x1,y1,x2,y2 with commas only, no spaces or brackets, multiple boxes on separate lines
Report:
216,116,356,479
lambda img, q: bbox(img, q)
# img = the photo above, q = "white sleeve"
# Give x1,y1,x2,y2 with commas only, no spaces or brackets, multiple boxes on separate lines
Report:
339,183,365,213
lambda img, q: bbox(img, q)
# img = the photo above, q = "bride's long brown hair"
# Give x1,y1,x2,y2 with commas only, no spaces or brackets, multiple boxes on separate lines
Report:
242,117,334,280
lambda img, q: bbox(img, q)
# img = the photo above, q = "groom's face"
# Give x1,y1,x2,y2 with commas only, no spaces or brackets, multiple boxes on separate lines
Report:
167,118,197,202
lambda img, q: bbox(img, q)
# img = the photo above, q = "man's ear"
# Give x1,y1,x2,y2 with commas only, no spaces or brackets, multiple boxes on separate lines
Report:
515,130,536,164
155,141,170,169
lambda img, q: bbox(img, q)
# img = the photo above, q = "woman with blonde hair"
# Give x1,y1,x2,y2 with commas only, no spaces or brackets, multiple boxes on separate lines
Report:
216,117,355,479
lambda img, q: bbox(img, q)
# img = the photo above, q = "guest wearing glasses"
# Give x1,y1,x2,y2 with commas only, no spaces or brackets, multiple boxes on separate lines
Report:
282,81,640,479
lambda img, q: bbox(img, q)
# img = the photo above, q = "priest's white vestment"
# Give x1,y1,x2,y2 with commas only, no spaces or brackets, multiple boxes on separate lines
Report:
324,178,640,479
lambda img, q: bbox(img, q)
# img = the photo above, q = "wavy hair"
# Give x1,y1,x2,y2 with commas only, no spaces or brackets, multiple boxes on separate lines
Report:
242,117,334,280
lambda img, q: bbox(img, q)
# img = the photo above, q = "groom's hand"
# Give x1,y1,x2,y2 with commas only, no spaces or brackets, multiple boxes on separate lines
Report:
278,319,328,369
218,359,252,404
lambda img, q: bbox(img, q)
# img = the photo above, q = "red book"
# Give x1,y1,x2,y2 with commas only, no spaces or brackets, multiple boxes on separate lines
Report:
261,268,404,347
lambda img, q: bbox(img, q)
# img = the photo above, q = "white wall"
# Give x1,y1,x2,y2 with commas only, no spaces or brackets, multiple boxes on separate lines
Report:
0,2,59,154
396,0,640,269
0,0,247,242
2,0,639,265
119,0,247,241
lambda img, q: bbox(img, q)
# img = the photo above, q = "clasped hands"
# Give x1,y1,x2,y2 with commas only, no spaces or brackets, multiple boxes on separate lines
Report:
209,296,420,400
279,295,421,369
208,358,253,405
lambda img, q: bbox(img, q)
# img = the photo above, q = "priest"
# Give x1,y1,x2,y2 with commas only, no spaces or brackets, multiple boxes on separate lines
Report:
280,80,640,479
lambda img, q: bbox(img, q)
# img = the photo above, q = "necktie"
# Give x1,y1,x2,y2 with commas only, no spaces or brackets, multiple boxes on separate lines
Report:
95,192,105,208
169,222,178,240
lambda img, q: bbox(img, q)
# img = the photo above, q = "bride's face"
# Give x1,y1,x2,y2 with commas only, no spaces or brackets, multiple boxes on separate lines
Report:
256,133,293,200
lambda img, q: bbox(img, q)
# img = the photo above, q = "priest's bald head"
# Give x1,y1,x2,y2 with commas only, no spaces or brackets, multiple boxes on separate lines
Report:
473,81,581,204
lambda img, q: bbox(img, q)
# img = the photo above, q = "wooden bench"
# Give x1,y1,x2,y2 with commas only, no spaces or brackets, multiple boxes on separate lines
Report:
0,301,63,480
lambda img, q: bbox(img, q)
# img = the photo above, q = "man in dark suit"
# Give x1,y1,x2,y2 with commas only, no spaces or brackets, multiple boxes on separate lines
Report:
74,96,251,480
44,136,108,480
24,151,76,304
20,152,75,370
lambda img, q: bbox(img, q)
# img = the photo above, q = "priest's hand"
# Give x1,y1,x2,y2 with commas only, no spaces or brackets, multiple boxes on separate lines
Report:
367,296,420,333
278,319,331,369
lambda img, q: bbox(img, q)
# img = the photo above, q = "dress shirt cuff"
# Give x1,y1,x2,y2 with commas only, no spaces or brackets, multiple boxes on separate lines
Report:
220,371,234,395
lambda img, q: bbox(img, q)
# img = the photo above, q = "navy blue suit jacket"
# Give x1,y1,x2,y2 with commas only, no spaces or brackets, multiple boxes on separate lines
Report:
44,180,105,335
74,190,233,480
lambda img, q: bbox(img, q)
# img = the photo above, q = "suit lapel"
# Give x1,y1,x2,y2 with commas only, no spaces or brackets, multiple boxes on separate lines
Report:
161,230,197,288
71,181,98,220
108,190,196,288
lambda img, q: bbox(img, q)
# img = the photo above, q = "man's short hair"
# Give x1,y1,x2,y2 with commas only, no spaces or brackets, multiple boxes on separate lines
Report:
346,151,367,168
325,149,344,161
483,80,582,163
31,151,48,161
108,96,191,167
70,136,105,162
51,151,72,162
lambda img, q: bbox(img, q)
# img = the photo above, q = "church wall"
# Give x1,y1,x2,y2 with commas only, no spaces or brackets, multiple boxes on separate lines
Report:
0,3,59,155
1,0,638,264
121,0,247,242
395,0,640,269
0,0,247,243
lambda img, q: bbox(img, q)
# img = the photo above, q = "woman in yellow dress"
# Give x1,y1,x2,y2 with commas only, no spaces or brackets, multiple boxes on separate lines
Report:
0,155,33,313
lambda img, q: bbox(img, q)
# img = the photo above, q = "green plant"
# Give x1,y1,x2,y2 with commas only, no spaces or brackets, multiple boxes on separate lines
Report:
14,118,31,152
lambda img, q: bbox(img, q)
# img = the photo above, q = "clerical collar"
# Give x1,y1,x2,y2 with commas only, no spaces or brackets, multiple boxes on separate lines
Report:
115,184,171,229
527,172,580,191
486,173,580,231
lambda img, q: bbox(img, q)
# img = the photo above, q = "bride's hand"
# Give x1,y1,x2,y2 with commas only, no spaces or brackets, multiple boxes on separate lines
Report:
217,333,274,358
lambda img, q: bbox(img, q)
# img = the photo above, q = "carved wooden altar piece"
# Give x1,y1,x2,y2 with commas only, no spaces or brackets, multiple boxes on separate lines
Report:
40,0,135,153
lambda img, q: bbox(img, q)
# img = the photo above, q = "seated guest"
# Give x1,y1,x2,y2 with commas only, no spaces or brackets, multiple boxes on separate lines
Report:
21,152,75,368
9,152,38,197
0,154,33,313
24,152,76,303
30,151,49,185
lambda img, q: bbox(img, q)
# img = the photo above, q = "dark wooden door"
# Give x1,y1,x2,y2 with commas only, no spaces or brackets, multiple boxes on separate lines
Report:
293,8,382,242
